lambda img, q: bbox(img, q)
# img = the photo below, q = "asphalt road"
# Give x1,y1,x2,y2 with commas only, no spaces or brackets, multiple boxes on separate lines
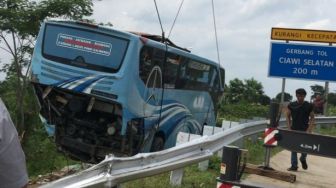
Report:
245,150,336,188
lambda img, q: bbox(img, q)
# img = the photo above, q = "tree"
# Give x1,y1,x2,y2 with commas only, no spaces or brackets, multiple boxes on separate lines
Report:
244,78,264,103
275,92,293,102
0,0,93,135
226,78,245,103
327,93,336,106
310,84,325,99
225,78,267,104
259,94,271,105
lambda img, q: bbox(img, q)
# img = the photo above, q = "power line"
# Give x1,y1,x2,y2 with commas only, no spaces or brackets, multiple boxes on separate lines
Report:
153,0,165,42
211,0,222,86
211,0,221,65
168,0,185,39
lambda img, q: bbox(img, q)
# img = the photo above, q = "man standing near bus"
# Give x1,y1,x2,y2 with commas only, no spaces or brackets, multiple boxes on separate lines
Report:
0,98,28,188
286,88,315,171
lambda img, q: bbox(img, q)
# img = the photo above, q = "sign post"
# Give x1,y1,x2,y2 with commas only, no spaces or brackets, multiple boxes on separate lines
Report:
271,28,336,115
269,42,336,82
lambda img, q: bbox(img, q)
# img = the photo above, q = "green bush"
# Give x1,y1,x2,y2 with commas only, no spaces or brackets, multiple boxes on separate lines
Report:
23,120,78,177
217,103,269,121
328,105,336,116
0,79,77,178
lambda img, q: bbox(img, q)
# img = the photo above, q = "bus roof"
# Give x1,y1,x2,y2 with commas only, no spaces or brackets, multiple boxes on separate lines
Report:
46,19,223,69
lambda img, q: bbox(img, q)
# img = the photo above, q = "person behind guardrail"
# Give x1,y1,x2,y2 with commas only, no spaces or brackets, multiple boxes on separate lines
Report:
0,98,28,188
313,94,325,115
286,88,315,172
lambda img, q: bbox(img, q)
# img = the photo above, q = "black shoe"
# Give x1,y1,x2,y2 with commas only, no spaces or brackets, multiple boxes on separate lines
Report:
287,166,298,171
300,159,308,170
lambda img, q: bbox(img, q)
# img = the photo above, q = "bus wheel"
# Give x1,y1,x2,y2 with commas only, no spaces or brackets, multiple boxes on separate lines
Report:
150,136,164,152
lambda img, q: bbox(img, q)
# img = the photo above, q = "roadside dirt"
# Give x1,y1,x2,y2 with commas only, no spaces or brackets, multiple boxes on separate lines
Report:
245,150,336,188
28,164,83,188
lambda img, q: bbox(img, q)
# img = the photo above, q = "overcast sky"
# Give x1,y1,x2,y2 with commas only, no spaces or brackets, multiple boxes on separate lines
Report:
90,0,336,98
1,0,336,98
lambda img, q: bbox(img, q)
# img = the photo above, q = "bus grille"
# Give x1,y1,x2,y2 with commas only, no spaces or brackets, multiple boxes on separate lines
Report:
40,60,113,91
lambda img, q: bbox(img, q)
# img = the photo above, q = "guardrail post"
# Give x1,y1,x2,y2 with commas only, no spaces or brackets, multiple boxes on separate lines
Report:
263,102,280,169
170,132,201,186
199,125,221,171
170,168,184,186
315,114,323,133
218,121,239,158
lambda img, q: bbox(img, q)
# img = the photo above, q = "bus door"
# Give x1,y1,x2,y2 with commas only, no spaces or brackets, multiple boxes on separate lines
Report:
208,67,221,115
161,53,193,147
139,46,165,150
140,47,164,116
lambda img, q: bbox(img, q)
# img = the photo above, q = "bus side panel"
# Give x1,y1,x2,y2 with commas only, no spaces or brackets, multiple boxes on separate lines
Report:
161,90,214,148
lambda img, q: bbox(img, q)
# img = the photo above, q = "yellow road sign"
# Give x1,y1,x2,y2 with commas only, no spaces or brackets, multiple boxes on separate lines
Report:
271,28,336,43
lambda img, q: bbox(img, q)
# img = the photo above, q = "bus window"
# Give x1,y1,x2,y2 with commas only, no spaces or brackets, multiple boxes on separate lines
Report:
164,53,181,89
210,68,220,92
196,71,210,84
175,58,189,89
220,67,225,89
152,48,165,65
42,23,129,73
139,47,154,82
139,46,164,88
187,60,210,90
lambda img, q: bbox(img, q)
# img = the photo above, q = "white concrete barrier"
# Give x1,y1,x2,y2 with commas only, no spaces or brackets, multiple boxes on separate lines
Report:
170,132,201,186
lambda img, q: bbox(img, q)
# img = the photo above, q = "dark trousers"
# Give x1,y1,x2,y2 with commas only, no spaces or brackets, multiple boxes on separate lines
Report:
291,151,307,168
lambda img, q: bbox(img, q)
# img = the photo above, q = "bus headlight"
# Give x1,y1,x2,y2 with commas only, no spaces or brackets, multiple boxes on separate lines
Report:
107,125,116,135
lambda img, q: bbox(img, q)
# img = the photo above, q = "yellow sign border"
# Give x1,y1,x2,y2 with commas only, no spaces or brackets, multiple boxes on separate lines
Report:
271,28,336,43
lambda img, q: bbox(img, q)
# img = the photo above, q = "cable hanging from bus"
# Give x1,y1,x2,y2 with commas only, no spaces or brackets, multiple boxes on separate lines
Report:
30,19,225,163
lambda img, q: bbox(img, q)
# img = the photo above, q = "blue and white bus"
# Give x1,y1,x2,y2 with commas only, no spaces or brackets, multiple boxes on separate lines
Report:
30,20,225,162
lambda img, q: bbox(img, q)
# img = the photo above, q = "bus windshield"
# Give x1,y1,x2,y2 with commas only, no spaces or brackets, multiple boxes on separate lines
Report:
42,23,129,73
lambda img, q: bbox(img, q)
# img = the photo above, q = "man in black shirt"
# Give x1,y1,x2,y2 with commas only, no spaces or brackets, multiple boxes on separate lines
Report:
286,88,315,171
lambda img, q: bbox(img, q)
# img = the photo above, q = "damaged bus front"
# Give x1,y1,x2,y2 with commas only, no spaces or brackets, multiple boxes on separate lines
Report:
30,20,149,162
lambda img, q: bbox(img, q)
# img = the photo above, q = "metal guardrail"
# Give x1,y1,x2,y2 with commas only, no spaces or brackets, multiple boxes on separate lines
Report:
40,116,336,188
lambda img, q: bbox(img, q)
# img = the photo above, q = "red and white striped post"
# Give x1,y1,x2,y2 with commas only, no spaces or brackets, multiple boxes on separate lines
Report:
264,127,279,146
263,102,280,169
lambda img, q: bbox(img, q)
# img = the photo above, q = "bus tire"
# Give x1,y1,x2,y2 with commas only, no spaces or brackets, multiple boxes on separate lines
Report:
150,136,164,152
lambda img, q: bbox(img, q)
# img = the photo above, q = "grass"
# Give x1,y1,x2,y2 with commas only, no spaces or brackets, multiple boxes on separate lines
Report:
122,135,282,188
122,160,219,188
317,124,336,136
244,135,283,165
